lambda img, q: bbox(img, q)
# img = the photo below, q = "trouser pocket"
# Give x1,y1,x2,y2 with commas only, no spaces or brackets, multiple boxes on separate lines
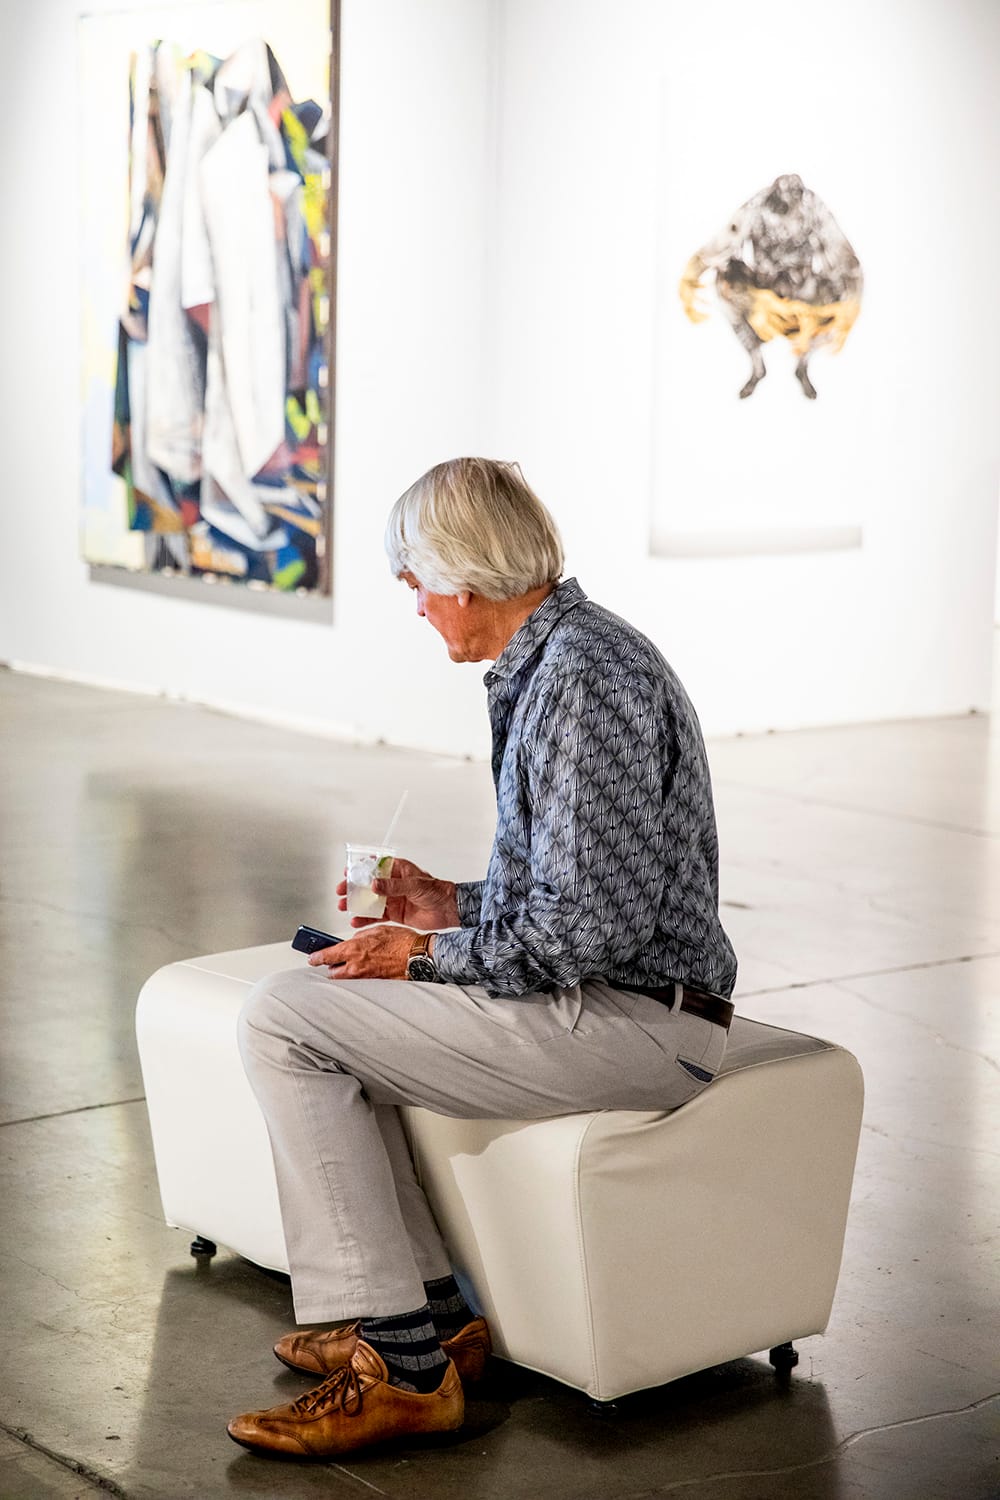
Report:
674,1016,728,1091
676,1055,717,1085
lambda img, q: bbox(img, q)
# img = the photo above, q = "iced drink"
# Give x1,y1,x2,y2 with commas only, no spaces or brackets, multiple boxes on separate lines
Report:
345,844,395,918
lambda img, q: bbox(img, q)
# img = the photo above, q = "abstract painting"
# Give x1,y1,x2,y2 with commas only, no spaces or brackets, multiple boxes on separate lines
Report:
678,174,863,401
80,2,336,602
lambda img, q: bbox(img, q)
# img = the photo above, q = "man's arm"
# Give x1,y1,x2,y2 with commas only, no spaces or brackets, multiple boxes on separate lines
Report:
433,674,673,996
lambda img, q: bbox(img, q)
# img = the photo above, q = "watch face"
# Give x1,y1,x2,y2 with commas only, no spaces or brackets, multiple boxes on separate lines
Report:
407,955,438,983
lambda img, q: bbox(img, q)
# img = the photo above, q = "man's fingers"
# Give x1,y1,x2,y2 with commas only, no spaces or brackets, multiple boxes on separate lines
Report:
372,875,424,896
308,943,346,967
372,876,408,891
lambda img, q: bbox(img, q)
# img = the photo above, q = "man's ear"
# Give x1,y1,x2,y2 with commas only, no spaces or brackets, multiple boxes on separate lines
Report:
457,591,472,608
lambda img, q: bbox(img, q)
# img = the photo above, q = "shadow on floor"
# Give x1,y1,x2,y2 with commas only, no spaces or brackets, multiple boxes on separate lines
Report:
121,1254,843,1500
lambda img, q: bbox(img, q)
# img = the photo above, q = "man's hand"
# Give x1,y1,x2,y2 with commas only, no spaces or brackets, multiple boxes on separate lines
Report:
337,857,459,931
308,924,418,981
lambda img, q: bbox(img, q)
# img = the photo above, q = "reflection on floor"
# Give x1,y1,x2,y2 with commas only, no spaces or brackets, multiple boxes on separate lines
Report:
0,669,997,1499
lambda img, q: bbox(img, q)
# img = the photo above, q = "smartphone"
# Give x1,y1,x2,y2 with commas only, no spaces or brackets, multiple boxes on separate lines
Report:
291,925,343,955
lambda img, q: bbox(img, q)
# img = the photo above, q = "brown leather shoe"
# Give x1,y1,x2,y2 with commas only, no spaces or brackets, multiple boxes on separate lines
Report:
272,1321,359,1378
273,1316,491,1386
438,1318,491,1385
228,1341,463,1459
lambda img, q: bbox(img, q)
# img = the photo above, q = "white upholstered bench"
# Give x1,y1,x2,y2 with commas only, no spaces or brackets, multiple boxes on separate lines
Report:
136,943,864,1402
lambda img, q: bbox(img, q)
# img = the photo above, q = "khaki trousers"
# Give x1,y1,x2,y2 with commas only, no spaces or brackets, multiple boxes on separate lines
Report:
238,966,727,1322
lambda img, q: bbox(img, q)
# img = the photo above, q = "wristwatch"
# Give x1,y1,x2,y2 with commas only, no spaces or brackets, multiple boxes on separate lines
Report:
406,931,440,983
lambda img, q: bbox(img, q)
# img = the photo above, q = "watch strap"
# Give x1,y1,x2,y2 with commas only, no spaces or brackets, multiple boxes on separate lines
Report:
406,930,439,982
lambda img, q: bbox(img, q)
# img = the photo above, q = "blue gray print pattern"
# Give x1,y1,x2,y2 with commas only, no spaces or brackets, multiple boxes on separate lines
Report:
432,578,738,1000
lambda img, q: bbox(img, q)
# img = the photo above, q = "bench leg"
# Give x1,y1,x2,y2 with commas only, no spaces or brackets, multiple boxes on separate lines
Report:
190,1236,217,1259
768,1341,799,1372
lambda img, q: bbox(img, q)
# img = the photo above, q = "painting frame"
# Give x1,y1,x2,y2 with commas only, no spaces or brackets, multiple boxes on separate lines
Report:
79,0,341,617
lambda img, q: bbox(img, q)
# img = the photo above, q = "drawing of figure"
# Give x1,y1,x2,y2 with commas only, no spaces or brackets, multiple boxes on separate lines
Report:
679,174,863,400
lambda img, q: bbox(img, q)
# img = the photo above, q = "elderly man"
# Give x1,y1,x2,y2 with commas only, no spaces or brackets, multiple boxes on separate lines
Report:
228,458,737,1459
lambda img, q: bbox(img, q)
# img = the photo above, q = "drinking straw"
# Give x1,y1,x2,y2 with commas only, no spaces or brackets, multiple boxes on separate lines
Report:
380,790,409,852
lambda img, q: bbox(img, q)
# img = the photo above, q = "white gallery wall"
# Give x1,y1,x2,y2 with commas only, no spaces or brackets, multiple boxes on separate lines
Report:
0,0,997,757
487,0,1000,736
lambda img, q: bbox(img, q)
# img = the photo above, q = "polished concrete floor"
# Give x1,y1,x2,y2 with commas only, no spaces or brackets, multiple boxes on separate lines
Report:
0,668,997,1499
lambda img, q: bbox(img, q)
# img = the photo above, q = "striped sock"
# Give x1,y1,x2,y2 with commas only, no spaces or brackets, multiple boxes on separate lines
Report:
424,1274,473,1342
359,1306,448,1393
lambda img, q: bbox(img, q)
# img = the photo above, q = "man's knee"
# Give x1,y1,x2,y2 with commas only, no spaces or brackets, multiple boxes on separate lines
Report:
237,970,298,1066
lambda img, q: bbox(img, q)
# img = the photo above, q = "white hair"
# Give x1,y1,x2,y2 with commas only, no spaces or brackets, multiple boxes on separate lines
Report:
385,458,564,600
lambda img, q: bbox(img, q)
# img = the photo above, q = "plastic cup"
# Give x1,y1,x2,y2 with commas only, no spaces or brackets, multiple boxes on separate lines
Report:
345,844,395,919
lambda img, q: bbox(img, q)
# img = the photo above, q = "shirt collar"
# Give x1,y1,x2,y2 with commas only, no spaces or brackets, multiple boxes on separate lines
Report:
484,577,587,687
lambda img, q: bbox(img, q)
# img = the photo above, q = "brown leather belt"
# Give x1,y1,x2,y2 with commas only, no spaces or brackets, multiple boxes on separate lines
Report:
616,982,734,1031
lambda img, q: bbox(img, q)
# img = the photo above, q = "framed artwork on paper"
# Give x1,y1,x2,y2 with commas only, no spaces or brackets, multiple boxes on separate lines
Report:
649,83,870,560
79,0,339,615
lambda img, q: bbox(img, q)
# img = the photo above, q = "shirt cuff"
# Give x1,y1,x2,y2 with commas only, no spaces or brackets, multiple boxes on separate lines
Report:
431,926,478,985
454,880,484,925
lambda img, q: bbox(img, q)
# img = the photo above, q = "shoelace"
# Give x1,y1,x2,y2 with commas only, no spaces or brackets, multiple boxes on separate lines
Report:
291,1361,364,1420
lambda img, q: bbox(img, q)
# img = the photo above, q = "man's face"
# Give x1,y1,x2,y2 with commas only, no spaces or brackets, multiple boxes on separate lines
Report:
400,572,491,662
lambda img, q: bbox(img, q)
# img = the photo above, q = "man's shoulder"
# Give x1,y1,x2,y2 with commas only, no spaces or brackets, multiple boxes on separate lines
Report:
543,596,670,681
530,595,705,737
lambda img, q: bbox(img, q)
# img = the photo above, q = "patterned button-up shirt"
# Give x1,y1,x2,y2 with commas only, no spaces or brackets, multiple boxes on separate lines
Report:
433,578,737,999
